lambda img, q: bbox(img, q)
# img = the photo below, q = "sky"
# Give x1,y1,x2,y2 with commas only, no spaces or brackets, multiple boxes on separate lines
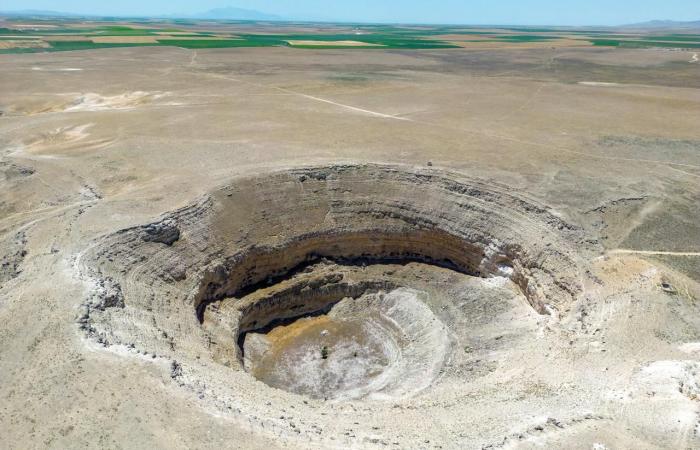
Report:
3,1,700,26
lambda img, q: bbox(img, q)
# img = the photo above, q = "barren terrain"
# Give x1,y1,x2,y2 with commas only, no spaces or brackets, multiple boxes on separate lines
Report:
1,23,700,450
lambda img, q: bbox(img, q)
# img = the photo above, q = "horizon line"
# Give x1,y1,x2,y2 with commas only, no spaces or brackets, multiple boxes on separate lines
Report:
1,9,694,28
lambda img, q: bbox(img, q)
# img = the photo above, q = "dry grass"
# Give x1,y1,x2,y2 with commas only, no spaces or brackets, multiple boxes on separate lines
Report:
156,36,239,41
91,36,159,44
44,35,92,42
10,23,58,28
447,38,591,49
0,40,48,49
432,34,501,41
286,40,385,47
154,32,238,37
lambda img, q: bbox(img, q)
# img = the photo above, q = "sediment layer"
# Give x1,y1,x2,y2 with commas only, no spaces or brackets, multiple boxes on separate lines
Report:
79,163,590,397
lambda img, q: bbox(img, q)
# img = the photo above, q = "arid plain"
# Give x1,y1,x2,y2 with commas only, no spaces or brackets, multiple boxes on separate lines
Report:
1,20,700,449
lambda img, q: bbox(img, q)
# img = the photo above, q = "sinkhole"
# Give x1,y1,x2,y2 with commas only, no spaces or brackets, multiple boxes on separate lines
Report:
82,164,584,402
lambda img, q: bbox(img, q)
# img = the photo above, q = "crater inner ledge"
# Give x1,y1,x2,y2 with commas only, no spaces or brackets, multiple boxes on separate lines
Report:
79,163,589,407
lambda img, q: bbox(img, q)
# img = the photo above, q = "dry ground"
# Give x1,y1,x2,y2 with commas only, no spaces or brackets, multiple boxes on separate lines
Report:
286,40,385,47
1,44,699,449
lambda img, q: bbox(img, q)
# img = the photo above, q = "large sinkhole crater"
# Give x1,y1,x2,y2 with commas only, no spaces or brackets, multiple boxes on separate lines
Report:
81,164,587,401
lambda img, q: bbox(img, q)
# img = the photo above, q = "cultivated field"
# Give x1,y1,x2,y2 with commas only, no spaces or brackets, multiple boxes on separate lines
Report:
2,18,700,52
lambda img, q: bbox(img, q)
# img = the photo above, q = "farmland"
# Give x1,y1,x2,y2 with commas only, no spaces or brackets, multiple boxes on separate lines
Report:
2,19,700,53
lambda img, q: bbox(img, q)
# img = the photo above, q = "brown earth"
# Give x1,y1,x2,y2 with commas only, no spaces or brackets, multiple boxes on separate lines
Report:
1,40,699,449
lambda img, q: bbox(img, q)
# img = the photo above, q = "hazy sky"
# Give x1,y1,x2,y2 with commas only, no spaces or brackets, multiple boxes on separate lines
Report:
4,1,700,25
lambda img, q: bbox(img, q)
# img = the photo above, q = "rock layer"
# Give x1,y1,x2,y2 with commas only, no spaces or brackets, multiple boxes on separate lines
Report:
76,163,592,438
82,163,586,357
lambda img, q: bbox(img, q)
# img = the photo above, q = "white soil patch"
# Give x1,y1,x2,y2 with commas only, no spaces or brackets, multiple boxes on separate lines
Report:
63,92,168,112
678,343,700,354
31,67,83,72
578,81,622,87
23,123,94,152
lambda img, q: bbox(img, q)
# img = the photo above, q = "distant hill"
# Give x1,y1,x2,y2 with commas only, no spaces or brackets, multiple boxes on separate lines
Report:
622,20,700,30
194,7,281,21
0,9,90,17
0,7,283,21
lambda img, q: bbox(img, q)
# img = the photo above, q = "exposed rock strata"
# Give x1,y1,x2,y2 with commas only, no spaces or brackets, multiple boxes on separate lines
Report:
142,219,180,246
0,231,28,286
76,163,594,440
81,164,587,352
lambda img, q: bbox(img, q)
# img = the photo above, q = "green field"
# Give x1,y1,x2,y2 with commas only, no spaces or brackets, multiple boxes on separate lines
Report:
155,39,262,49
590,38,700,49
2,20,700,54
494,35,560,42
46,41,158,51
0,25,463,52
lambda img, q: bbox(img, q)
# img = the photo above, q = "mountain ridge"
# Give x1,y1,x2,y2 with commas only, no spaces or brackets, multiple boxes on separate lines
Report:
622,19,700,29
193,7,282,21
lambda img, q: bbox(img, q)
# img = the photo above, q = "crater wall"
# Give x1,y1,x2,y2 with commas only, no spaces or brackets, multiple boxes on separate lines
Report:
78,163,591,398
